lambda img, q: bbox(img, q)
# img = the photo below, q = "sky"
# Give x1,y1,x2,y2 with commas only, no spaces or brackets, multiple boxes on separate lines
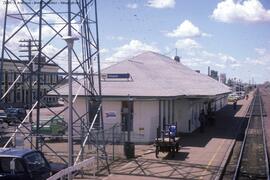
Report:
97,0,270,84
0,0,270,84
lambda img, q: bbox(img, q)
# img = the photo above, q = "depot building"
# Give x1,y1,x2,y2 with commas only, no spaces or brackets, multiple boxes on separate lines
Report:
55,51,230,143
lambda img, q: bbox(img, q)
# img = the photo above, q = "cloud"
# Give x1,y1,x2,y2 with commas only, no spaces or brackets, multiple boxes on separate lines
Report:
249,59,265,65
215,63,226,69
106,35,126,41
147,0,175,9
255,48,266,55
202,33,213,37
38,20,81,39
104,40,159,66
211,0,270,23
166,20,202,38
218,53,238,64
126,3,138,9
181,46,270,83
0,1,24,20
179,44,241,74
175,38,201,50
245,49,270,65
100,48,109,54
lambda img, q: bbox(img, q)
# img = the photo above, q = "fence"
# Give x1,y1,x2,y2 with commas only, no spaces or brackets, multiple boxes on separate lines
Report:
47,157,96,180
0,122,145,179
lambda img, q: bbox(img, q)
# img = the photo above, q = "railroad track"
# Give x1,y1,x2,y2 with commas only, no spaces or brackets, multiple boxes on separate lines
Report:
233,90,269,180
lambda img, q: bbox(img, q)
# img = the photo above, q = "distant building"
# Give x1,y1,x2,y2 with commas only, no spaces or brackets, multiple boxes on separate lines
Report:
220,73,226,84
0,58,61,108
210,70,219,81
227,78,244,92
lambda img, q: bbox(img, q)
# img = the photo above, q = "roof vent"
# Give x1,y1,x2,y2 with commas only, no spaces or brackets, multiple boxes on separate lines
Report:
174,56,180,62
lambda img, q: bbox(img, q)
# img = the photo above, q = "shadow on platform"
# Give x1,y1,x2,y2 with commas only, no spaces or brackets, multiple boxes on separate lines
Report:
164,151,189,160
104,158,220,180
178,104,247,148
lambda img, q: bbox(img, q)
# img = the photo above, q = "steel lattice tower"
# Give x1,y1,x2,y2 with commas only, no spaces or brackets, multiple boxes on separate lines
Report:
0,0,109,175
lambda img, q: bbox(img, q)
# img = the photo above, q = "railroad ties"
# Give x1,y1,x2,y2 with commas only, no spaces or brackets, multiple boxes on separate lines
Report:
234,90,269,180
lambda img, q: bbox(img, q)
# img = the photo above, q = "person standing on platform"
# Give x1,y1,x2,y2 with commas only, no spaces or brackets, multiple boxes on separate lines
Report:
233,100,237,110
199,109,206,133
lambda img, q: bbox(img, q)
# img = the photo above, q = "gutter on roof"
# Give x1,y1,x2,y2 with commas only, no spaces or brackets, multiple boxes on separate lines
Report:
102,93,229,101
185,92,230,99
101,95,185,101
52,92,230,100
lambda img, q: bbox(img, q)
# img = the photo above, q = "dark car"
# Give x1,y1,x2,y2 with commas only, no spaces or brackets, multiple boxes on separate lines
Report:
0,148,51,180
0,112,7,123
4,108,27,124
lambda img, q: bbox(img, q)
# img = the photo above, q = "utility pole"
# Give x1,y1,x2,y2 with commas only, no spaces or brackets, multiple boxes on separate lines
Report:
19,39,38,148
34,0,43,151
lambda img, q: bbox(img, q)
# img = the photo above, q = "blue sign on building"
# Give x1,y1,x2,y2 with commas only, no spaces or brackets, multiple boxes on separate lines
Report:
107,73,130,79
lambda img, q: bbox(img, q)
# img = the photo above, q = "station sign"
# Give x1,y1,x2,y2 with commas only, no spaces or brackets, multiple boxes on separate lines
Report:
106,73,130,79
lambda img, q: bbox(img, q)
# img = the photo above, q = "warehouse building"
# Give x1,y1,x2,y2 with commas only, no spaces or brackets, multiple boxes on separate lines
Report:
0,57,61,108
55,51,230,143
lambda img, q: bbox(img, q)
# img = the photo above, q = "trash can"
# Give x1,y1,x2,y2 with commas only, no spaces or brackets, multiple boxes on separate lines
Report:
124,142,135,159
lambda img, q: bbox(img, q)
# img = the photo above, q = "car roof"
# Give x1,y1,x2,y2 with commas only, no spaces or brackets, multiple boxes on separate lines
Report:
0,148,36,158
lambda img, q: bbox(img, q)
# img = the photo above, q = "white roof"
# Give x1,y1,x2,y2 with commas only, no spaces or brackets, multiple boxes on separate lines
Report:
54,51,230,98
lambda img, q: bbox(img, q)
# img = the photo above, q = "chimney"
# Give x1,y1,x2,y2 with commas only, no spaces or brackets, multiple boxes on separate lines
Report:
174,48,181,62
208,66,210,76
174,56,180,62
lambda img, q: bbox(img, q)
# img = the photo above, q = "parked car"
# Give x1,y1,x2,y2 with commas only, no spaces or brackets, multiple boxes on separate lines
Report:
0,111,7,123
31,116,67,140
236,91,245,99
0,148,66,180
228,93,240,102
4,108,27,124
0,148,51,180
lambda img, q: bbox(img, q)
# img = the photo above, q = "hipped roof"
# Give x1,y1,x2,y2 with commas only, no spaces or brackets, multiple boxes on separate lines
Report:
53,51,230,98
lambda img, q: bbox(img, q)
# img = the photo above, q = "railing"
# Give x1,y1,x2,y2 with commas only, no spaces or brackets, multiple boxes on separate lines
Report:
47,157,96,180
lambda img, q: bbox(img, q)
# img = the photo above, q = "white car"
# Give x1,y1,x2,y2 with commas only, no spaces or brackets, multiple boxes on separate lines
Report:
228,94,240,101
236,91,245,99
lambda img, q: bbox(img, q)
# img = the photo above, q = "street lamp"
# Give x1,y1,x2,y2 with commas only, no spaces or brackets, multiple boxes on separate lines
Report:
63,35,78,179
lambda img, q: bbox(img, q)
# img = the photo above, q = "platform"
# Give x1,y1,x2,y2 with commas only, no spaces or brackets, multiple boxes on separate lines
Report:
102,92,254,180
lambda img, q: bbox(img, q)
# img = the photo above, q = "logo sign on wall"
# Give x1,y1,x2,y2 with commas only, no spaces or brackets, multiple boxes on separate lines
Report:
105,111,117,120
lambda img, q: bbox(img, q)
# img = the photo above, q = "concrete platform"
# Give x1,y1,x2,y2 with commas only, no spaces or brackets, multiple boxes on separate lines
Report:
102,94,253,180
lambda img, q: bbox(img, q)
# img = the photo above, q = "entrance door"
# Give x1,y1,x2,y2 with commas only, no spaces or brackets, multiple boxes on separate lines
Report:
121,101,133,132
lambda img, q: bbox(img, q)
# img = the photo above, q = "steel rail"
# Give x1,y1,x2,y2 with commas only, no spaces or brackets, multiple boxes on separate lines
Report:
259,94,270,180
233,93,256,180
233,90,269,180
